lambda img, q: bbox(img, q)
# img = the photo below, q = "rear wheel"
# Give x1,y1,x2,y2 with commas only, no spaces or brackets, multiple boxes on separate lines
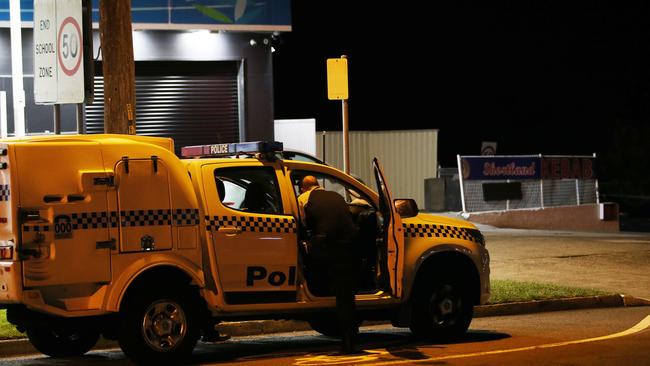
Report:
409,274,473,340
27,327,100,357
118,285,200,364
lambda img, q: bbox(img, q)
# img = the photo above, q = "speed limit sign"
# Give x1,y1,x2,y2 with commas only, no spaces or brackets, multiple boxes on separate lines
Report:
57,16,83,77
56,0,84,103
34,0,84,104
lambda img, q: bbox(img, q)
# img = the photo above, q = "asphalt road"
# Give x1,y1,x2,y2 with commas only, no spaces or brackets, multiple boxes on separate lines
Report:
3,307,649,365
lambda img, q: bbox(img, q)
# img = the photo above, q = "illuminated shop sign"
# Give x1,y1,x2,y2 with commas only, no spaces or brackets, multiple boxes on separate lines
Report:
1,0,291,30
461,156,597,180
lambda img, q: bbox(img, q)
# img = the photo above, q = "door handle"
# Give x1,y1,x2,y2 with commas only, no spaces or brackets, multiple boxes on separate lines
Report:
218,227,242,235
96,239,116,250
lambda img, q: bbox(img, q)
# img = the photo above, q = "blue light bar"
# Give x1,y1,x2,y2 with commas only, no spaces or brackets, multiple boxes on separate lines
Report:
181,141,283,158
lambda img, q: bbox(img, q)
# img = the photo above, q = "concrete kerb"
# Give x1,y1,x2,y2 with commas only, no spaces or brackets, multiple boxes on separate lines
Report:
1,294,649,358
474,294,649,317
0,337,119,358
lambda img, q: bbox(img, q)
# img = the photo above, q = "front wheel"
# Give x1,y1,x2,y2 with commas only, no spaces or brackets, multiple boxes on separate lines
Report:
26,327,100,357
409,276,473,340
118,286,200,364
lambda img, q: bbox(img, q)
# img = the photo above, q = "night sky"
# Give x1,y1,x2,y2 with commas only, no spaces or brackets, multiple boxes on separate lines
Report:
273,1,650,211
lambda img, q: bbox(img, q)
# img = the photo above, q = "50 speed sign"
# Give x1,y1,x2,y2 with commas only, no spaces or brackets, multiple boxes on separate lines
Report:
34,0,84,104
58,16,83,77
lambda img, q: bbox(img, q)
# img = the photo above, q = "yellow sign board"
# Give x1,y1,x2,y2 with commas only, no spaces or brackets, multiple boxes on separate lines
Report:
327,58,348,100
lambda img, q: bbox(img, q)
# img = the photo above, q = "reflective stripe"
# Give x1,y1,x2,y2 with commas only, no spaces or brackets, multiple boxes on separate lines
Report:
403,223,481,244
0,185,9,201
119,209,199,227
205,215,297,233
22,225,50,232
72,211,118,229
22,209,200,232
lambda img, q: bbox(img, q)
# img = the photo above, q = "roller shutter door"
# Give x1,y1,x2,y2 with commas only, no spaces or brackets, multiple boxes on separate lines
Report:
85,61,240,154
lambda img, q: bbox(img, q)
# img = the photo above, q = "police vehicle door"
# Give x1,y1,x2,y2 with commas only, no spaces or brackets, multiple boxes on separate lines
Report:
115,158,173,252
373,158,405,298
202,162,298,304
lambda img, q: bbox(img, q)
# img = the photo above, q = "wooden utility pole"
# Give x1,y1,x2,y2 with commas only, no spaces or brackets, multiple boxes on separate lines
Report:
99,0,136,134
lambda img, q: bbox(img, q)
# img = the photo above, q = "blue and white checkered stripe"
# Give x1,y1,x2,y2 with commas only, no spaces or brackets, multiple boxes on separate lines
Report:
72,211,118,229
205,215,297,233
22,209,200,232
403,223,483,244
0,185,9,201
22,224,50,232
120,209,200,227
172,209,201,226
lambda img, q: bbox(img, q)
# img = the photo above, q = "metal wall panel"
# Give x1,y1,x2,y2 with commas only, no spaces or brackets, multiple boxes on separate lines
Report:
85,61,239,154
317,129,438,208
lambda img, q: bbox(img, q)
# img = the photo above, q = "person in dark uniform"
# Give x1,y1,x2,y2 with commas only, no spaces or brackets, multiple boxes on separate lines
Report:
298,175,360,353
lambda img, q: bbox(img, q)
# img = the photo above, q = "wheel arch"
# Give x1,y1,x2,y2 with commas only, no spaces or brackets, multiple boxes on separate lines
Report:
119,266,193,309
106,259,206,313
406,247,481,306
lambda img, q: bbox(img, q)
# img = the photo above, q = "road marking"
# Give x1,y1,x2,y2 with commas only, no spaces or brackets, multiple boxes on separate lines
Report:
601,239,650,243
294,315,650,366
369,315,650,365
294,350,388,365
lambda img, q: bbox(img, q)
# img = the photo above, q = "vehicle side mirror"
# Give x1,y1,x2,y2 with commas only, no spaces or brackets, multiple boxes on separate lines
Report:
394,198,419,218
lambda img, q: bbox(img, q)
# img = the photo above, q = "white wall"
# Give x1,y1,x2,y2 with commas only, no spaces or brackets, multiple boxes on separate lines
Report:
274,119,316,155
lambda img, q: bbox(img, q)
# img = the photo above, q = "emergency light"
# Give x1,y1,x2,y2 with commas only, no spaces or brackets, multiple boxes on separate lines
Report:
181,141,283,158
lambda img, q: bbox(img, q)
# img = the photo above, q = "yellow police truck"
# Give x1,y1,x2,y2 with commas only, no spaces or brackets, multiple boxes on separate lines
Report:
0,135,489,363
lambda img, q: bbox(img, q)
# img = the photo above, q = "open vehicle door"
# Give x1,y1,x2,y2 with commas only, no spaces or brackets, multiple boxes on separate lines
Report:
373,158,405,298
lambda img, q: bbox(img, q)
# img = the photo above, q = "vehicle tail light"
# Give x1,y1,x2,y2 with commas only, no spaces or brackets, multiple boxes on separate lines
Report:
0,245,13,260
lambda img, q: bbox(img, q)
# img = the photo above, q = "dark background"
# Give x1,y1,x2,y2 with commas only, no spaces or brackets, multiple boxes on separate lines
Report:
273,1,650,225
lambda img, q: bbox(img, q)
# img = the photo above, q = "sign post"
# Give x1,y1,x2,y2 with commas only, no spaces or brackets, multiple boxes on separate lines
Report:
0,91,6,138
9,0,25,137
326,56,350,174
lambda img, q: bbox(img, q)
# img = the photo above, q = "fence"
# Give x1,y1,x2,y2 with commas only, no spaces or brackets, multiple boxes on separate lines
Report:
458,155,599,213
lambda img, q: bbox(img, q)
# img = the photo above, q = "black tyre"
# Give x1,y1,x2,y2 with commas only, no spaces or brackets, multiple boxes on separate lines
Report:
26,327,100,357
409,275,474,340
118,285,200,364
308,316,362,337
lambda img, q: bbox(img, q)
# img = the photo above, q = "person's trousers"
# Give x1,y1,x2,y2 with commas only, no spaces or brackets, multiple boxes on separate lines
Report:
329,250,359,348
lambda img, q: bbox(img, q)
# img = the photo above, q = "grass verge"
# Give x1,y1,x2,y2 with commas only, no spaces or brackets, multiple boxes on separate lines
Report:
488,279,611,304
0,310,24,340
0,280,612,340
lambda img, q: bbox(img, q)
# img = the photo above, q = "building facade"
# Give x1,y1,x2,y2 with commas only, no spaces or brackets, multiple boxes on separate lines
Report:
0,0,290,151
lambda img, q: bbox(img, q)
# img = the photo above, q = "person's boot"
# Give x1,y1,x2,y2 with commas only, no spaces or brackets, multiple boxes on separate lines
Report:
340,328,360,354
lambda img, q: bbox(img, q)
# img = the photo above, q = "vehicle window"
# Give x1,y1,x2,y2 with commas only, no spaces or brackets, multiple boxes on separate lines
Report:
280,151,324,164
291,170,374,208
214,166,283,214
